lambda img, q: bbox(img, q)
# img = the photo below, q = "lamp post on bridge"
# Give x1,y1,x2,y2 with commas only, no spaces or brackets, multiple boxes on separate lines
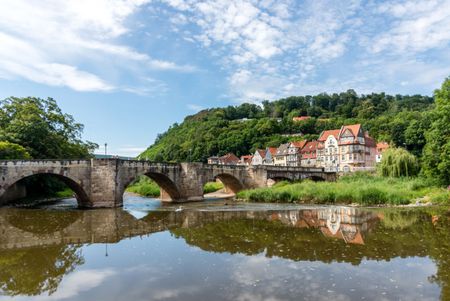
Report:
104,143,108,156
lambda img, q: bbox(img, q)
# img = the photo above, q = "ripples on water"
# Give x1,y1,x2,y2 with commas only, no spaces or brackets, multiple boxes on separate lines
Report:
0,195,449,301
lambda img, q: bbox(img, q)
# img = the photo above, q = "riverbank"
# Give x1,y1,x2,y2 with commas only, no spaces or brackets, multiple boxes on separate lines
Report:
237,174,450,206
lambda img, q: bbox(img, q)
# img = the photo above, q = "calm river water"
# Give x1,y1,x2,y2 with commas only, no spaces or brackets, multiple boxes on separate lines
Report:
0,195,449,301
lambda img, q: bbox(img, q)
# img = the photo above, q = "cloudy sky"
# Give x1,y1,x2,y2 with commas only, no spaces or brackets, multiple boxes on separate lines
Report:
0,0,449,156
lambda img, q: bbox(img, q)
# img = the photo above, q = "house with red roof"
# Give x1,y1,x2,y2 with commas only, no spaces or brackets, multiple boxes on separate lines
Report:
251,149,267,165
337,124,376,172
239,155,253,166
376,142,389,163
264,147,278,165
317,129,341,172
292,116,311,122
217,153,240,165
301,141,318,167
287,140,307,167
274,143,290,166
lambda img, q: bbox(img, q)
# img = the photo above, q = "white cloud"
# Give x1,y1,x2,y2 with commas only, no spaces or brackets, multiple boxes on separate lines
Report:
0,0,196,92
0,269,117,301
159,0,450,101
372,0,450,53
159,0,361,101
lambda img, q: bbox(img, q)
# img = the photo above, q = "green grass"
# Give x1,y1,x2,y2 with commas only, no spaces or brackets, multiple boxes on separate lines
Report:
54,188,74,198
126,176,160,197
203,182,224,194
237,173,450,205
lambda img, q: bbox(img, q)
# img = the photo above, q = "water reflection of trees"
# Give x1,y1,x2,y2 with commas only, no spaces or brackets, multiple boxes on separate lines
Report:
0,244,83,296
171,208,450,300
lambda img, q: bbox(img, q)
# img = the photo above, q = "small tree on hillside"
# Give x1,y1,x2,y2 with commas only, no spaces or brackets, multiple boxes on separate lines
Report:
380,147,419,177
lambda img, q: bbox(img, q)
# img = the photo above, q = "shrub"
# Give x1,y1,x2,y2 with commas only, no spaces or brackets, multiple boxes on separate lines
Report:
380,147,419,177
126,176,160,197
203,181,224,194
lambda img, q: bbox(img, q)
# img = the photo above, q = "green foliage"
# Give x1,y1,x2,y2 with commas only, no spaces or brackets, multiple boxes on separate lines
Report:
379,147,419,177
422,77,450,185
139,91,434,162
0,97,97,159
0,141,30,159
126,176,160,197
54,188,74,198
0,244,83,296
237,175,446,205
203,181,224,194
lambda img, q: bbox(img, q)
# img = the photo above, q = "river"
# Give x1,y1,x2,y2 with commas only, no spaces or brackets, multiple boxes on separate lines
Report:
0,195,449,301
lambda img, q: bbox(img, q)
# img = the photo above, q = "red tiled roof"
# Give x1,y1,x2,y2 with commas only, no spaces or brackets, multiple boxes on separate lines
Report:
219,153,240,164
376,142,389,152
290,140,307,149
267,147,277,155
293,116,311,122
240,155,253,163
301,141,318,158
339,124,361,138
318,129,340,142
302,141,318,152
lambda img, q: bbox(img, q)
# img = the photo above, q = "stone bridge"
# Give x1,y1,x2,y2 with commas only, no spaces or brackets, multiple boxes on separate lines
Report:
0,159,336,208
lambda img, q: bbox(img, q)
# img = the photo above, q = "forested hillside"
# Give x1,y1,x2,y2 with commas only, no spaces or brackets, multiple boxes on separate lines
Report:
139,90,434,162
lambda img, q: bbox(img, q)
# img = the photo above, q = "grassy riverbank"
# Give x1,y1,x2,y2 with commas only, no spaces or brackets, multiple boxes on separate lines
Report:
126,176,224,197
237,174,450,205
126,176,160,197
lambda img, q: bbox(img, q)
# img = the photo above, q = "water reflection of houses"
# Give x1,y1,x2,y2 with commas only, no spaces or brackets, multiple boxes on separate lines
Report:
269,207,379,244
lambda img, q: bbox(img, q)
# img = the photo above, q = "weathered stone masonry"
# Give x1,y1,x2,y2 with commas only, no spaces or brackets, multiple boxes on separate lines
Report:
0,159,336,208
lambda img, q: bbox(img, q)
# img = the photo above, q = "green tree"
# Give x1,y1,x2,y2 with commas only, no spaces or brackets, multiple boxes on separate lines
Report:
422,77,450,184
379,147,419,177
0,141,30,159
0,97,97,159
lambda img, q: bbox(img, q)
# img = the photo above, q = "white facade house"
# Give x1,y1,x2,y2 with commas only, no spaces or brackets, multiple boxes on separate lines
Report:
251,149,266,165
317,130,340,172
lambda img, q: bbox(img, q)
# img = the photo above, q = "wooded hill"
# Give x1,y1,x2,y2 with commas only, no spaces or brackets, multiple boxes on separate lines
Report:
139,90,434,163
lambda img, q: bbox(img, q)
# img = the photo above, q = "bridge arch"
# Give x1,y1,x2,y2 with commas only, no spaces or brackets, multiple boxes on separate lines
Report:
305,175,326,182
122,171,182,201
0,173,90,207
209,173,244,194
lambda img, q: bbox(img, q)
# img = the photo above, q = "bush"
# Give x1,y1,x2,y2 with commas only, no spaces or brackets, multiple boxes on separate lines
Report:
203,181,224,194
380,147,419,177
126,176,160,197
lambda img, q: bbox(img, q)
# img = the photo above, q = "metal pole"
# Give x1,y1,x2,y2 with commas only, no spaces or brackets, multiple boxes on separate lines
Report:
105,143,108,156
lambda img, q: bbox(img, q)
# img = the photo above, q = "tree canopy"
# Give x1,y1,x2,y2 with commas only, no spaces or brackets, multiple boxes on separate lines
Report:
0,141,30,160
422,77,450,184
0,97,97,159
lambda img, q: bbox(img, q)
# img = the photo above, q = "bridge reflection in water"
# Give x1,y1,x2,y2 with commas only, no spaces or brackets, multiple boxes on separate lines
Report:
0,207,379,249
0,206,449,300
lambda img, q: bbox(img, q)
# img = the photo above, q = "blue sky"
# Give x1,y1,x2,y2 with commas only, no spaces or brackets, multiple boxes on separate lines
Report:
0,0,449,156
